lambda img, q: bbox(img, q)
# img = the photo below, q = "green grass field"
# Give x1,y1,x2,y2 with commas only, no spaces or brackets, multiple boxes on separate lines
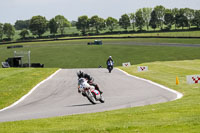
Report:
9,25,200,41
0,60,199,133
0,68,58,109
93,30,200,37
0,38,200,132
1,38,200,68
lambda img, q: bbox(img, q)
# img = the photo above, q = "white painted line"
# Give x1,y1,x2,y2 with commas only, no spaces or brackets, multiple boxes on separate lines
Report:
116,68,183,100
0,69,61,112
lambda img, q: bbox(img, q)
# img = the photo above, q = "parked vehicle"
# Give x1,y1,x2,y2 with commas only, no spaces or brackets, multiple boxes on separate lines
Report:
88,40,102,45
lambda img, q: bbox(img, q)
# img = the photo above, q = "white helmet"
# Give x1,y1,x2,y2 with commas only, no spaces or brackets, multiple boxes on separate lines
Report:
109,56,112,58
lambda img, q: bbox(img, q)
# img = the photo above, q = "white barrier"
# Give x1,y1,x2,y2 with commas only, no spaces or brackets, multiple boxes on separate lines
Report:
122,62,131,67
137,66,148,72
186,75,200,84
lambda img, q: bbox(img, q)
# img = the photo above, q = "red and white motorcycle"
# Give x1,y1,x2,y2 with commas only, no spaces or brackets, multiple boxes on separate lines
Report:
78,78,104,104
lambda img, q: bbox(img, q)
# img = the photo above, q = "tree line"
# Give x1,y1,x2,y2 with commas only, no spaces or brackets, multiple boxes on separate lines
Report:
0,5,200,41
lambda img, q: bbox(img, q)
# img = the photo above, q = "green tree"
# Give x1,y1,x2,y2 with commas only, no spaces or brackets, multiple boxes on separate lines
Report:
19,29,29,39
106,17,118,32
135,9,145,31
154,5,165,29
71,21,77,27
76,15,89,35
90,15,105,34
175,9,188,29
192,10,200,28
3,23,15,39
29,15,48,37
0,23,3,40
142,7,152,30
149,10,159,31
164,9,174,30
119,14,130,31
49,18,58,36
172,8,179,29
129,13,136,31
14,20,30,30
55,15,71,35
184,8,195,29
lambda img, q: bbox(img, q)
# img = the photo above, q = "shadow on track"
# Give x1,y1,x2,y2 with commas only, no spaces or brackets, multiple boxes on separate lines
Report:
66,103,100,107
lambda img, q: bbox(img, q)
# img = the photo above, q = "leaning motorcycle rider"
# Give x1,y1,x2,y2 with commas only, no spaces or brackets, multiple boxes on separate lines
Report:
77,71,103,94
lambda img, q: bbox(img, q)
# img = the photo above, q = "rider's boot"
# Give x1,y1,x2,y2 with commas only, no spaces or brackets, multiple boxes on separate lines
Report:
95,85,103,94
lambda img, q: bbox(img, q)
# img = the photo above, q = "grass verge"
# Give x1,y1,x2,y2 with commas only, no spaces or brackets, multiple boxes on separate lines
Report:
0,60,199,133
0,68,58,109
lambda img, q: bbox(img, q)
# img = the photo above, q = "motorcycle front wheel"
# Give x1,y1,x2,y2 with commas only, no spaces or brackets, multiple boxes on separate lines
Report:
99,95,105,103
108,66,113,73
86,91,96,104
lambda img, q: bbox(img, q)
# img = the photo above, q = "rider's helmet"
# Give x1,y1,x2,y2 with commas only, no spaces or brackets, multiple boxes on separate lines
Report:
77,71,84,79
109,56,112,59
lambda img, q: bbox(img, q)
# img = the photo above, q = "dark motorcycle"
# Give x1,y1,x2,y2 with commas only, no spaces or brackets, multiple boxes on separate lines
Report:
107,60,113,73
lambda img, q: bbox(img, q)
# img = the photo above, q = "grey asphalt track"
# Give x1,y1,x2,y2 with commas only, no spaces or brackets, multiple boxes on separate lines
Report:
0,68,179,122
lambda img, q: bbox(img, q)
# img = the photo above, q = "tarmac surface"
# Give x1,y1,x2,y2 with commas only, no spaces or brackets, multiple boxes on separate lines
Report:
0,68,180,122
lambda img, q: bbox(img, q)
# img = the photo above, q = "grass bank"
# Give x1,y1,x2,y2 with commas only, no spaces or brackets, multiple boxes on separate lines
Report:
1,39,200,68
0,60,199,132
90,30,200,37
11,27,200,41
0,68,58,109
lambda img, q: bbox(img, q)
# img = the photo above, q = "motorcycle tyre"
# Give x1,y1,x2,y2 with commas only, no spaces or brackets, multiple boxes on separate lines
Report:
99,95,105,103
108,68,111,73
108,66,113,73
87,92,96,104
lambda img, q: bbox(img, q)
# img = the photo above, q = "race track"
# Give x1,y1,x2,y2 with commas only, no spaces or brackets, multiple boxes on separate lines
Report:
0,68,181,122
